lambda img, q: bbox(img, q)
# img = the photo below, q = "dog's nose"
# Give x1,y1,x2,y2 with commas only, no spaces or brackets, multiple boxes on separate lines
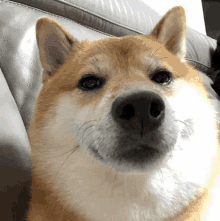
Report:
111,91,165,134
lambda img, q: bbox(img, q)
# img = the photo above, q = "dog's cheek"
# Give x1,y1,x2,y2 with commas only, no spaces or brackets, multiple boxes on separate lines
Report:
167,80,197,120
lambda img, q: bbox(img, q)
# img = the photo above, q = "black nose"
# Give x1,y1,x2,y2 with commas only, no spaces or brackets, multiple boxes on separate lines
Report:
111,91,165,134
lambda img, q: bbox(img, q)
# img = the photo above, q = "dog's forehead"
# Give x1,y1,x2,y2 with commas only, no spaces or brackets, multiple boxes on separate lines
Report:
85,37,177,78
89,35,155,56
77,36,164,69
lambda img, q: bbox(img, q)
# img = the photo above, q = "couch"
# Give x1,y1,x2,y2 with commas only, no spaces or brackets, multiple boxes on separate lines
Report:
0,0,219,220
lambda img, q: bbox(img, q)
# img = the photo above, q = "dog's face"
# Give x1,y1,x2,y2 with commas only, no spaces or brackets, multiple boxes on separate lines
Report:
29,7,219,221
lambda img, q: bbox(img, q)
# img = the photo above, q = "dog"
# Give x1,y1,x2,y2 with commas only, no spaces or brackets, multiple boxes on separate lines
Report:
28,6,220,221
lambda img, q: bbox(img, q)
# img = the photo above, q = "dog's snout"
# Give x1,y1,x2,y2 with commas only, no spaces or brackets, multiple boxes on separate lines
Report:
111,91,165,134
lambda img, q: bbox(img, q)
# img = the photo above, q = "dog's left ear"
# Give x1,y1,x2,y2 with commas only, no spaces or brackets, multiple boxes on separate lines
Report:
151,6,186,59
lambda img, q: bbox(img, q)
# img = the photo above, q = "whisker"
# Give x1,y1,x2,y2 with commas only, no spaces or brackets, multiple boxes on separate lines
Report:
174,119,187,126
91,137,104,165
88,137,99,150
150,47,162,58
175,119,192,140
77,120,97,137
82,124,96,143
76,184,104,205
55,147,79,180
83,128,101,144
48,146,79,159
159,57,168,60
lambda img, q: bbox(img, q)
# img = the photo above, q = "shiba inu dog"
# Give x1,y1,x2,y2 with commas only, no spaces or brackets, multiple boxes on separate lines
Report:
28,6,220,221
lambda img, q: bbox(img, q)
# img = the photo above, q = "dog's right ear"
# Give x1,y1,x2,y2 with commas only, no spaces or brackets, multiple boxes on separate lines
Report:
151,6,186,60
36,17,79,83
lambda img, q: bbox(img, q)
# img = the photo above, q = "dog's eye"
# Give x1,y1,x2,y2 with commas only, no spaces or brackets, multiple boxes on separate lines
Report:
78,75,104,91
151,70,172,85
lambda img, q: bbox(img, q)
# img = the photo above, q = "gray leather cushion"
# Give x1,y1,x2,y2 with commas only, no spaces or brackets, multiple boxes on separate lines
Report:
0,67,32,221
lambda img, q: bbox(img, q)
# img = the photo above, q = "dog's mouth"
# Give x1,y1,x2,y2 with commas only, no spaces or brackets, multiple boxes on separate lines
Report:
116,145,161,164
91,144,161,167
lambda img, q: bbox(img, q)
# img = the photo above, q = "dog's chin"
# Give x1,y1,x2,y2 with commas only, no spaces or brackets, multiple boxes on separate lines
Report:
90,143,166,173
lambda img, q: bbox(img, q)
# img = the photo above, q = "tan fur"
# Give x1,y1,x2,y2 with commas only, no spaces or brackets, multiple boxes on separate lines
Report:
28,7,220,221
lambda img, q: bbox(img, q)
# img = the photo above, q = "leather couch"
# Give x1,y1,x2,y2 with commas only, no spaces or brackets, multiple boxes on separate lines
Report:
0,0,219,220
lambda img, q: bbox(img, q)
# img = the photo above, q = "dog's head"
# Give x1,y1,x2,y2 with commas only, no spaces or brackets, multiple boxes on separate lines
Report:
29,7,219,220
32,6,217,173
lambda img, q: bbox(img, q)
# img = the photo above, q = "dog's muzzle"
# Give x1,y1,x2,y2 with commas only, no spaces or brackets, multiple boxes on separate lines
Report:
90,90,170,169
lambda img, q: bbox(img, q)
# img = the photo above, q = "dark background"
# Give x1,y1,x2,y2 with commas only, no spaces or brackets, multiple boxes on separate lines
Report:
202,0,220,39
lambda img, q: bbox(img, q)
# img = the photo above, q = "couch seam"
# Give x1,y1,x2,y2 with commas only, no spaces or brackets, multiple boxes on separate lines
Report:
185,58,212,70
0,0,114,37
2,0,144,36
55,0,145,34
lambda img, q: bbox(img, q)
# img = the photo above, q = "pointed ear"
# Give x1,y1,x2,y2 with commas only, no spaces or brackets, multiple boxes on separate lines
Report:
151,6,186,59
36,17,79,83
